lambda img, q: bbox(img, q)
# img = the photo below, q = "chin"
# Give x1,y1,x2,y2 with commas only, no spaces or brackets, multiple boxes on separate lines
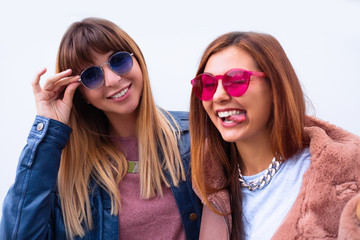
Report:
220,134,240,143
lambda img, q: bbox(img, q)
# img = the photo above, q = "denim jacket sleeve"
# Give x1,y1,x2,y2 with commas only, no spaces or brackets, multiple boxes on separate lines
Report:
0,116,72,240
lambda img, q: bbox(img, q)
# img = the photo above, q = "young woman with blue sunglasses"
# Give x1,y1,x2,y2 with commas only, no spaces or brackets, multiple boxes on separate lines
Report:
190,32,360,239
0,17,201,240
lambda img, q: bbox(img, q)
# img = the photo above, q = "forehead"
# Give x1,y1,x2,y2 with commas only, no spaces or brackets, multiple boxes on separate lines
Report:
204,46,258,75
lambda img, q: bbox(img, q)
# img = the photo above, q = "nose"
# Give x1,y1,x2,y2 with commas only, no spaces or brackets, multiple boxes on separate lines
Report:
103,64,121,87
212,80,230,103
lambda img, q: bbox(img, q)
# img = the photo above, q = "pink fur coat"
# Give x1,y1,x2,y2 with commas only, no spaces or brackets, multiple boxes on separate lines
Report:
196,116,360,239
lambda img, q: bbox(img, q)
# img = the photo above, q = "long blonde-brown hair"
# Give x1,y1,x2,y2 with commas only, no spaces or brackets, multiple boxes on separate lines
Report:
56,17,185,239
190,32,307,239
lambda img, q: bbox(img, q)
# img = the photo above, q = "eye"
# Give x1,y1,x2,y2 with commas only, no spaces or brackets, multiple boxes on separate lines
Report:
231,79,247,84
201,75,217,89
224,76,247,86
204,82,217,88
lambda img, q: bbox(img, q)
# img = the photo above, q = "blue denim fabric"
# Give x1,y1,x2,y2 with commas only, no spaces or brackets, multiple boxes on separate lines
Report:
0,111,201,240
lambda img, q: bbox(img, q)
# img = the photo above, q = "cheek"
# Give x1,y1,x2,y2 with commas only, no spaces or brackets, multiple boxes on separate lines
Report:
137,75,144,91
130,64,144,90
260,101,273,124
254,91,273,123
131,59,143,80
79,87,101,104
202,101,212,116
202,101,219,125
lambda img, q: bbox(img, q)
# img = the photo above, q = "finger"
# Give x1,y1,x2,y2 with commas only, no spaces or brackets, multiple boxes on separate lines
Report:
62,81,81,108
43,69,73,90
32,68,47,94
49,75,80,93
47,76,80,99
43,76,80,103
43,75,79,96
356,198,360,220
42,69,73,90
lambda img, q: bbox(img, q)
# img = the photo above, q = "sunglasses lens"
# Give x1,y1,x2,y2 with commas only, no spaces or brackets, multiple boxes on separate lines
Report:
193,74,217,101
80,66,104,89
224,70,249,97
110,52,133,75
192,69,252,100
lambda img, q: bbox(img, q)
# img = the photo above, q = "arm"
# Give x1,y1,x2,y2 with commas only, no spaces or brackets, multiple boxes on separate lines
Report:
1,69,80,239
0,116,72,239
199,205,228,240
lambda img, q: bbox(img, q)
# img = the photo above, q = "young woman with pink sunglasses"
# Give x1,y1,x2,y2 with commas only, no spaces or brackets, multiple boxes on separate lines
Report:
190,32,360,239
0,17,201,239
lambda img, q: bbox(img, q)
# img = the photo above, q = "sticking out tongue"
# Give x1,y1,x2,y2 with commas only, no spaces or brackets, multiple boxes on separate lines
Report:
227,112,246,123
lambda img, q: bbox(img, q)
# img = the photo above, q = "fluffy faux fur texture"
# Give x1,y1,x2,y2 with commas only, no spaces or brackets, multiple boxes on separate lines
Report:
267,116,360,239
197,116,360,239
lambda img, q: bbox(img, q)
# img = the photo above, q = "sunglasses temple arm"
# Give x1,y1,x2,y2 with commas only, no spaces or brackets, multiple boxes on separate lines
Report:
252,71,266,77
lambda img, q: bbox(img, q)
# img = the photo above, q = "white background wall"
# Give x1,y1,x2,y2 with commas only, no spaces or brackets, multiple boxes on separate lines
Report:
1,0,359,218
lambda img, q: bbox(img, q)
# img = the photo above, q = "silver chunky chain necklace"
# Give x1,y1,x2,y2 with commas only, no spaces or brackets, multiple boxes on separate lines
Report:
238,157,282,191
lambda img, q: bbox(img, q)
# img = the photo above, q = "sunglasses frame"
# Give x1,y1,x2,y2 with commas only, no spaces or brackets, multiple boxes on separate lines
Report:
191,68,266,101
79,51,134,89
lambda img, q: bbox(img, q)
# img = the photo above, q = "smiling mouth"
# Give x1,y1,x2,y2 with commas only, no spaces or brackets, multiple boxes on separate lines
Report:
217,110,246,123
109,87,129,99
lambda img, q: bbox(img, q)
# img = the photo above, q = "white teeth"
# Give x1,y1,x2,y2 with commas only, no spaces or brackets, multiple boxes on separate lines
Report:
223,119,234,123
218,110,241,118
110,88,128,99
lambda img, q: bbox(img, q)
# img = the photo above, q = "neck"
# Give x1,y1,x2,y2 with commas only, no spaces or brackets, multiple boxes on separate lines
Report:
235,131,273,176
106,111,138,138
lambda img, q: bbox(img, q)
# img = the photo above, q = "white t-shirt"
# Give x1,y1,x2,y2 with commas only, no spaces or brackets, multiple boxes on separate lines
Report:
242,148,311,240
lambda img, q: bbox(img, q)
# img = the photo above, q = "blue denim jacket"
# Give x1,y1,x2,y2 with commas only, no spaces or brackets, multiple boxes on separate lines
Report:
0,111,201,240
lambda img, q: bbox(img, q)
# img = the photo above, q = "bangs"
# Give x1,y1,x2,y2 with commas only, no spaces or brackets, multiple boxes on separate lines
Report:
57,19,133,75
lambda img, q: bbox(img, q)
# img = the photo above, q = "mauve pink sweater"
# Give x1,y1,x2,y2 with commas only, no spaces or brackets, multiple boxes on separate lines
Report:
113,137,186,240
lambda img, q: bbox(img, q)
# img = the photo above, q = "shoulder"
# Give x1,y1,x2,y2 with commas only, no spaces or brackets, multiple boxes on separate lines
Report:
288,116,360,237
305,116,360,162
167,110,189,120
305,115,360,144
304,115,360,184
161,109,189,132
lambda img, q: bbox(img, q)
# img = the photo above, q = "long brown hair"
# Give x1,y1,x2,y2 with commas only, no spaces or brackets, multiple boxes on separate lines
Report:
190,32,307,239
56,17,185,239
